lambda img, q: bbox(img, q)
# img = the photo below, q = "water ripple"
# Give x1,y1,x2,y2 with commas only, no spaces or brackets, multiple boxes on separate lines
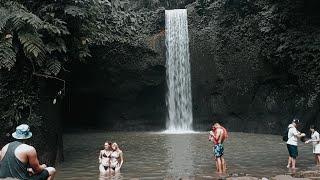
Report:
56,132,315,179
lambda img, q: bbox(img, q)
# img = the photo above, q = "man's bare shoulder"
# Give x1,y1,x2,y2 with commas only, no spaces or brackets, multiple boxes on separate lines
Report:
217,128,223,133
18,144,36,152
1,143,9,151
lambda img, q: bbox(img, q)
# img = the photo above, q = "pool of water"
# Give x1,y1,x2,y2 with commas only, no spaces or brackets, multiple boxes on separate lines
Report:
56,132,316,179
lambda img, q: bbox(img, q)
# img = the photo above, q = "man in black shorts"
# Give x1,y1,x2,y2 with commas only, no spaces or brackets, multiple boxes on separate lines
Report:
0,124,56,179
286,119,306,169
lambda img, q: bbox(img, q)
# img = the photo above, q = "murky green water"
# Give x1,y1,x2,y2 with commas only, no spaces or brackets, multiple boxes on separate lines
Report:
56,132,316,179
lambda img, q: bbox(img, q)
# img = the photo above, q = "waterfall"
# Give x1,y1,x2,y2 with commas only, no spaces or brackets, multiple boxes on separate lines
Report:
165,9,193,133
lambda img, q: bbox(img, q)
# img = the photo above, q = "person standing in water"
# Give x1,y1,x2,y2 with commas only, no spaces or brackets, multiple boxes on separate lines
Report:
305,125,320,165
98,141,112,175
110,142,124,173
286,118,306,169
209,121,228,173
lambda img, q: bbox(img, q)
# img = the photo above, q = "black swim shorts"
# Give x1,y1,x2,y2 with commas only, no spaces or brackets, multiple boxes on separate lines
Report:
287,144,298,159
30,169,49,180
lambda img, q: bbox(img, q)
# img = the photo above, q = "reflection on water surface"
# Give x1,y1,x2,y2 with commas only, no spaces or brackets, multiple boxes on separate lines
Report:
56,132,315,179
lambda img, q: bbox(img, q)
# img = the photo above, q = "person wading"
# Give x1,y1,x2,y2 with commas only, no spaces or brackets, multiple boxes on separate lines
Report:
286,119,306,169
305,125,320,165
0,124,56,180
209,121,228,173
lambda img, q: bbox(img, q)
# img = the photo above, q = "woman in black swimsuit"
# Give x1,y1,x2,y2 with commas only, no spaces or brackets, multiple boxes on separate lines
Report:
98,141,112,175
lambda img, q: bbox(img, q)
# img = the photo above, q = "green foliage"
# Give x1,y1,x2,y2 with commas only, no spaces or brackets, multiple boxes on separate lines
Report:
0,37,16,70
46,59,61,76
18,32,46,62
0,1,70,124
0,0,152,125
64,5,87,18
0,1,69,73
196,0,320,104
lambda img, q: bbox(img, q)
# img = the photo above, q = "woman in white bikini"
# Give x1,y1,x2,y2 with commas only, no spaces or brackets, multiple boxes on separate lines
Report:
306,125,320,165
110,142,124,173
98,141,112,174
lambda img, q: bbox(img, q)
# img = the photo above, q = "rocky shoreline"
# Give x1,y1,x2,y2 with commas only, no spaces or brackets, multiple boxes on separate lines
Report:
223,169,320,180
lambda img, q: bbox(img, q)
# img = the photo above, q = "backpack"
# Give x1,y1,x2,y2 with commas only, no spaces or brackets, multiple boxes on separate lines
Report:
282,128,289,142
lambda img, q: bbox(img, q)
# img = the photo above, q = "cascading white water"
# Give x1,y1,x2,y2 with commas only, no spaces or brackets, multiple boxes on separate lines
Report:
165,9,193,133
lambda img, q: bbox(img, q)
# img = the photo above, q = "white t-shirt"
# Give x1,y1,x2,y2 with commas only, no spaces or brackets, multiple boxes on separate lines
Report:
287,125,299,146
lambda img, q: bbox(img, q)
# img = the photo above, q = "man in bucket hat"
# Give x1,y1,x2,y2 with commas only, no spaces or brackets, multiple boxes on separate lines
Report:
0,124,56,179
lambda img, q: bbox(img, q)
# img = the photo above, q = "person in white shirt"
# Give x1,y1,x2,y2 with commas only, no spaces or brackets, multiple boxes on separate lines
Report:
305,125,320,165
286,118,306,169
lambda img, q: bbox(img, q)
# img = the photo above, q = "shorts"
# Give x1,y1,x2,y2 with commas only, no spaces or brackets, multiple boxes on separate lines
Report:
213,144,224,157
287,144,298,159
29,169,49,180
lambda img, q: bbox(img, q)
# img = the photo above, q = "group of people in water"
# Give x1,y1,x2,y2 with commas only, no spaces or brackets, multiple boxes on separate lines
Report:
285,118,320,169
98,141,124,175
0,121,319,179
207,119,320,175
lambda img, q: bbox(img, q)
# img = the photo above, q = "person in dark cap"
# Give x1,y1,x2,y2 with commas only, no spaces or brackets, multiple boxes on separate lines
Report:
0,124,56,179
286,118,306,169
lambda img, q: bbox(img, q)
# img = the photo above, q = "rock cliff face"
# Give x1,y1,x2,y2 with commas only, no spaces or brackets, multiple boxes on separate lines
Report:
67,0,320,133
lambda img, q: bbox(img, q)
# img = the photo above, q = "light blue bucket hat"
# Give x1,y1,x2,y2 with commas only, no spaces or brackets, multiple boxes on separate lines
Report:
12,124,33,139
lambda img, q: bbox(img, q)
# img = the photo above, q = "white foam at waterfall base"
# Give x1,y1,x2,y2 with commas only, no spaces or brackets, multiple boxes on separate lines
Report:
161,129,199,134
165,9,194,133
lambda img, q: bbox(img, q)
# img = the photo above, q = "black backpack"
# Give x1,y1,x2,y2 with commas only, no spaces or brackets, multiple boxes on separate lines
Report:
282,128,289,142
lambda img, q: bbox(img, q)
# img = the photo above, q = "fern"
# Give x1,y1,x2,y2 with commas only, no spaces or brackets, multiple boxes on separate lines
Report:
18,12,43,29
42,21,69,35
51,18,70,35
46,59,61,76
64,5,86,18
0,39,16,70
18,32,46,65
46,38,67,54
0,7,11,32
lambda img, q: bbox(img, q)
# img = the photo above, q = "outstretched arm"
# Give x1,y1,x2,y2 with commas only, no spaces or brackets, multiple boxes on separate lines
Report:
309,135,320,143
